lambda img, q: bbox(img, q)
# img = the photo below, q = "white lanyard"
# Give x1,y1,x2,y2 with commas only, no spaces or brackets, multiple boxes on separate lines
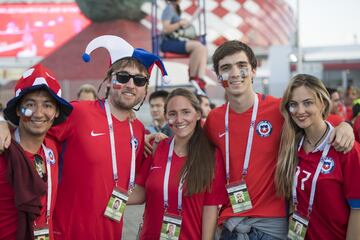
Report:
225,92,259,183
292,143,331,216
104,100,136,189
163,138,185,212
15,129,52,223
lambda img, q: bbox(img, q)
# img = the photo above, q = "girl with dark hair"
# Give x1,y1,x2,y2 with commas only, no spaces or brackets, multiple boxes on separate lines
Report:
129,88,227,239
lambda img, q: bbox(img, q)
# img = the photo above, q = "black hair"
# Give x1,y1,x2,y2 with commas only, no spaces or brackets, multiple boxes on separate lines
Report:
149,90,169,103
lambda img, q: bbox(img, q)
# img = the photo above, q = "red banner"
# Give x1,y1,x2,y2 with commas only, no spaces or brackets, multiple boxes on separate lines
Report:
0,3,91,57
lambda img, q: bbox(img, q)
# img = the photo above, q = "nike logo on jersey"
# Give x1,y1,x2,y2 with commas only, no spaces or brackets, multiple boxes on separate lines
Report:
150,166,161,171
91,130,106,137
218,132,226,138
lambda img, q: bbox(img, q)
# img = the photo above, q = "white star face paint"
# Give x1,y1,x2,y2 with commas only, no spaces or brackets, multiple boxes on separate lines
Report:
19,107,33,123
112,80,124,90
240,68,249,79
21,107,33,117
289,106,295,113
167,118,175,127
218,72,229,87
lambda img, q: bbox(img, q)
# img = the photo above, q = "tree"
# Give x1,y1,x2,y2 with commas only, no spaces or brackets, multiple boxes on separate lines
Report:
76,0,147,22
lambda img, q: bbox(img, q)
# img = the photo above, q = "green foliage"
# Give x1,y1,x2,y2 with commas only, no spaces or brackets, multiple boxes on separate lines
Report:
75,0,149,22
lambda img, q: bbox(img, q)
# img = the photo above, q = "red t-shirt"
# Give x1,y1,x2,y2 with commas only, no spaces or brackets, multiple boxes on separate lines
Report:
204,94,287,223
353,116,360,143
326,114,344,127
346,106,353,122
0,137,59,240
138,139,228,239
50,100,145,240
296,139,360,239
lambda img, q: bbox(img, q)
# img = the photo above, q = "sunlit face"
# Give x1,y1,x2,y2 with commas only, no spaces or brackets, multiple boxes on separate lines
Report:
166,96,200,141
288,86,324,130
150,97,165,122
218,51,256,97
108,65,148,110
17,90,59,137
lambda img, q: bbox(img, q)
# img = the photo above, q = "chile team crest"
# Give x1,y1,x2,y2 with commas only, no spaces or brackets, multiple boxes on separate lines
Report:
256,120,272,137
321,157,335,174
47,149,56,164
130,137,139,150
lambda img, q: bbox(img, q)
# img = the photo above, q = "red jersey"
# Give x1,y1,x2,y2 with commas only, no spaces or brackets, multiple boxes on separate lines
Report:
296,138,360,239
204,94,287,223
138,139,228,239
50,100,145,240
353,116,360,143
346,106,353,121
326,114,344,127
0,137,59,239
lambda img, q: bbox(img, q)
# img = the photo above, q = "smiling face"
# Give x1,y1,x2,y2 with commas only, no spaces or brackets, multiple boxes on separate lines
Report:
166,96,200,142
17,90,59,137
218,51,256,98
108,65,148,110
288,86,325,130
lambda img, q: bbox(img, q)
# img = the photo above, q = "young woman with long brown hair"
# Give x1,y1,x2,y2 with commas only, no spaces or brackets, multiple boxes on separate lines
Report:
275,74,360,239
129,88,227,239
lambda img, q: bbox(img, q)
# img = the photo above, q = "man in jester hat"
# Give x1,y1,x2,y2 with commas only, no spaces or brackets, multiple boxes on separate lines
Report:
0,35,170,239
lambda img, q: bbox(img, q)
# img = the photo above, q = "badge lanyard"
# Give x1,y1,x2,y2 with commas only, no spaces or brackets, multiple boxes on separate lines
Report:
15,128,52,224
292,143,331,216
225,92,259,183
105,100,136,190
163,137,185,213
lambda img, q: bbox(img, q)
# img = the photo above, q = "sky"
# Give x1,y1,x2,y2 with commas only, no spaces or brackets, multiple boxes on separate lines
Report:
286,0,360,47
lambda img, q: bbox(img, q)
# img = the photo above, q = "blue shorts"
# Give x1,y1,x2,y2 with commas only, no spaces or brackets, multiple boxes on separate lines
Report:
160,38,187,54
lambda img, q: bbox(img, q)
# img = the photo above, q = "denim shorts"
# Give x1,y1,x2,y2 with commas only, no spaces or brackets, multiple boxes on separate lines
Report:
220,227,282,240
160,38,187,54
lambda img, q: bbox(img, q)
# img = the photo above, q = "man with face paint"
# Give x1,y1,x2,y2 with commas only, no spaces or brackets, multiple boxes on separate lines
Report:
0,36,170,240
49,36,169,240
0,64,72,239
204,40,355,240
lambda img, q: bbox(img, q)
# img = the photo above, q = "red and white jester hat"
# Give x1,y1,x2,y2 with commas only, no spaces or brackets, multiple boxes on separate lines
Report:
3,64,73,126
82,35,170,83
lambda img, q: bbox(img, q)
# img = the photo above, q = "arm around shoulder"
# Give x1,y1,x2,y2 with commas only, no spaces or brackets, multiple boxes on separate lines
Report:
329,121,355,154
0,121,12,151
346,209,360,240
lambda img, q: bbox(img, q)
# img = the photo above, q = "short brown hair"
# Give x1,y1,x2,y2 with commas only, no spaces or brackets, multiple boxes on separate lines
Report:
212,40,257,75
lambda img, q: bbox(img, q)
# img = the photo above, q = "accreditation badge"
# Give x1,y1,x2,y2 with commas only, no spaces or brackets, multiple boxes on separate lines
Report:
287,212,308,240
34,225,49,240
226,181,252,213
104,187,128,222
160,213,182,240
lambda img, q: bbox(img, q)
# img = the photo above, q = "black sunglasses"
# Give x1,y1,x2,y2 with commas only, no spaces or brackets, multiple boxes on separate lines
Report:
112,72,148,87
34,154,47,182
